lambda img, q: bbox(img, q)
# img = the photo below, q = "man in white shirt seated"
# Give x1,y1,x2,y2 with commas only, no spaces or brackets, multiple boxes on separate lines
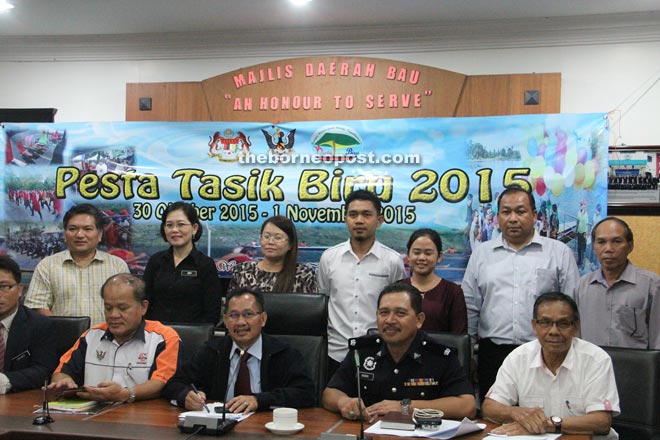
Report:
482,292,620,439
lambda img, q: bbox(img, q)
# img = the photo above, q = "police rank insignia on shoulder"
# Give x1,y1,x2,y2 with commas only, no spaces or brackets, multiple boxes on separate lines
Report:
404,378,439,387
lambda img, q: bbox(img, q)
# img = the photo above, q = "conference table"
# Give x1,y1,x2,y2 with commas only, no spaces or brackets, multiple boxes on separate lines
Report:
0,390,591,439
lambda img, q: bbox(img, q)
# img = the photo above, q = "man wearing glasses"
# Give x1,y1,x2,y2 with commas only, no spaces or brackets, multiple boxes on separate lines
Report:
163,287,315,412
0,256,58,394
482,292,619,439
48,274,180,403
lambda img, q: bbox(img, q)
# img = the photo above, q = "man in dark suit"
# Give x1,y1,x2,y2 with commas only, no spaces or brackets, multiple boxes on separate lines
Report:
0,256,58,394
163,287,315,412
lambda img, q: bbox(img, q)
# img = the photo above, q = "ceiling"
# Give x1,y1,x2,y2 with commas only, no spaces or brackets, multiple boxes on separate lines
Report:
1,0,660,61
1,0,660,36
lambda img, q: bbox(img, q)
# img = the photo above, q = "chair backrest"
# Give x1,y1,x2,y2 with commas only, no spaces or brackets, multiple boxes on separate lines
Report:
601,346,660,440
48,316,91,359
164,322,215,365
262,293,328,336
425,332,472,378
275,334,327,407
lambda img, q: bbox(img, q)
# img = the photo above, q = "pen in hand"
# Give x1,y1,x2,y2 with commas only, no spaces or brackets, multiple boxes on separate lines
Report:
190,383,209,413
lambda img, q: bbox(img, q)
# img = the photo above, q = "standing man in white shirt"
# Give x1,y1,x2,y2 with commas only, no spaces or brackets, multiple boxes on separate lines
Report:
317,190,406,377
462,185,579,400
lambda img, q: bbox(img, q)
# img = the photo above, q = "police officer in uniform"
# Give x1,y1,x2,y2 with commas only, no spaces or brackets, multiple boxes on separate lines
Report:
323,282,476,420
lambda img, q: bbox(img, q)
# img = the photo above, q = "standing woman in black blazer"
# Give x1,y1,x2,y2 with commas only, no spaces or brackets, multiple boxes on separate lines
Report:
144,202,221,324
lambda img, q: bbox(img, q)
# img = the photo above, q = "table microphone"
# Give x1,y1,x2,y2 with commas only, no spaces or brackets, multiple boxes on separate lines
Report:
353,350,372,440
33,380,54,425
179,351,241,435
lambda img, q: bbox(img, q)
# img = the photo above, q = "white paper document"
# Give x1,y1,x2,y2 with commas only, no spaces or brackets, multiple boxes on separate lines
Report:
484,434,561,440
178,402,253,422
365,417,486,439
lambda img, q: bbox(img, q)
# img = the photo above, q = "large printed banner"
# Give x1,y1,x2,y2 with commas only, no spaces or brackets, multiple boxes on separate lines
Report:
1,114,608,281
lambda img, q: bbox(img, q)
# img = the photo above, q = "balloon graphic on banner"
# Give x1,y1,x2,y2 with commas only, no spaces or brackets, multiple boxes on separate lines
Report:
536,177,547,196
526,126,598,196
583,160,596,190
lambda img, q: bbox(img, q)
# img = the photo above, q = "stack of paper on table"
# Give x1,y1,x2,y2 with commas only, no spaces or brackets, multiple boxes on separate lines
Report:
366,417,486,439
47,398,99,413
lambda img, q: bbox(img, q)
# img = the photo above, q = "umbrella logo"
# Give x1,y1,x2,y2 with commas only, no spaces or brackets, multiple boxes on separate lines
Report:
311,125,363,162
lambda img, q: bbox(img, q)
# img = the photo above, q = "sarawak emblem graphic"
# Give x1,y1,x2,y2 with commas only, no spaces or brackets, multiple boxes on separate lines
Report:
208,129,252,162
261,127,296,162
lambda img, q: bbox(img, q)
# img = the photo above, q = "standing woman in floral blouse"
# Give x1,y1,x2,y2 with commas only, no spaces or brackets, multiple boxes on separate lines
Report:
229,216,317,293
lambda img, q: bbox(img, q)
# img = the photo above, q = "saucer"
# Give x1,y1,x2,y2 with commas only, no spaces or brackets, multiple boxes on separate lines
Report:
265,421,304,435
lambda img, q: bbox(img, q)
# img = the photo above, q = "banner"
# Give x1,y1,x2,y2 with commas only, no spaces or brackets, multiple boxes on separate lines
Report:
2,114,608,281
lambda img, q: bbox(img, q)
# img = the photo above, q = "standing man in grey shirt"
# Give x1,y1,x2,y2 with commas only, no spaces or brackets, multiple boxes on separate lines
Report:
317,190,406,378
462,185,579,400
576,217,660,349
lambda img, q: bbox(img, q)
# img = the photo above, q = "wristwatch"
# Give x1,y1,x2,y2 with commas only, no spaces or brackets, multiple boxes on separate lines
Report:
124,386,136,403
400,398,411,415
550,415,562,433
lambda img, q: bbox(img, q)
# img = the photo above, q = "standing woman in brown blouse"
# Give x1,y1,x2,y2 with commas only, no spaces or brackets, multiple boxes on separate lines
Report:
229,216,317,293
399,228,467,333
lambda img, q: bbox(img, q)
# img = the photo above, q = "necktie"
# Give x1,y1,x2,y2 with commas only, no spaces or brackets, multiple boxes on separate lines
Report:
234,349,251,396
0,323,6,373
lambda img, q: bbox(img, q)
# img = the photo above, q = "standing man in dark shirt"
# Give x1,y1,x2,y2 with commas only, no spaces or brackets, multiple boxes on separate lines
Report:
323,283,475,420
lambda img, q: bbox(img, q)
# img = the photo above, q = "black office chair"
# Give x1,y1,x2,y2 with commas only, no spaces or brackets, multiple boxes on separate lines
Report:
261,293,328,406
425,332,472,378
48,316,91,359
164,322,215,365
275,334,327,407
601,346,660,440
262,293,328,336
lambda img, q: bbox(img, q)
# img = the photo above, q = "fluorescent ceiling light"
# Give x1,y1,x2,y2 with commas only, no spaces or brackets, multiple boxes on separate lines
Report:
290,0,312,6
0,0,14,11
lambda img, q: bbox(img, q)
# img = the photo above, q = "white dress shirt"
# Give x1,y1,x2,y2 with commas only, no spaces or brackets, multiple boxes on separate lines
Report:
487,338,620,439
317,239,406,362
462,231,579,345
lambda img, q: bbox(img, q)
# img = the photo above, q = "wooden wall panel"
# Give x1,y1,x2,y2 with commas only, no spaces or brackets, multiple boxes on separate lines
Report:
454,73,560,116
125,58,560,122
619,215,660,275
126,82,210,121
200,56,466,122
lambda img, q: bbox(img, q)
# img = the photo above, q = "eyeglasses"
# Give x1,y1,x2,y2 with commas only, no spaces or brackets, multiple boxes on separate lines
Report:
261,233,288,243
0,284,17,292
535,319,575,330
225,310,262,321
164,222,192,230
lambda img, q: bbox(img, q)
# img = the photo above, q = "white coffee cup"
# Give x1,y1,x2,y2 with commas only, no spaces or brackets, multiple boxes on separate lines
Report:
273,407,298,429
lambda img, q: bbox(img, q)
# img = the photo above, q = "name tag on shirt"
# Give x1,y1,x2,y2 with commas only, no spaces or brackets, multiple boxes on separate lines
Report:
11,350,31,362
181,270,197,277
359,372,375,381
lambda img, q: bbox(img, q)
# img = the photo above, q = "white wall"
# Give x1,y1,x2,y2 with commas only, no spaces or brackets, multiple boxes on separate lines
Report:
1,41,659,146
